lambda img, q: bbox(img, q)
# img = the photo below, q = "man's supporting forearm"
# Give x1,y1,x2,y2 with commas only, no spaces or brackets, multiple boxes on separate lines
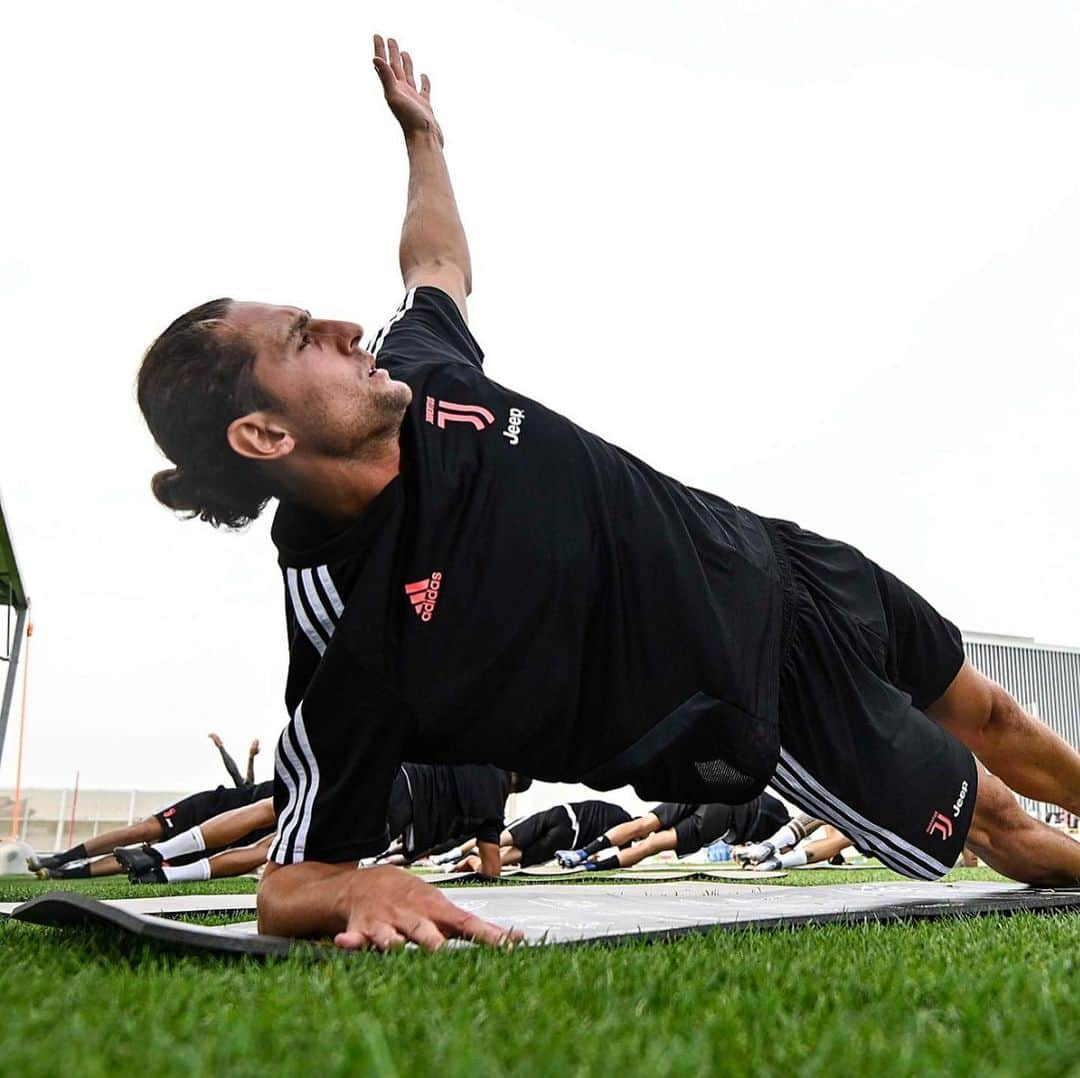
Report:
400,129,471,293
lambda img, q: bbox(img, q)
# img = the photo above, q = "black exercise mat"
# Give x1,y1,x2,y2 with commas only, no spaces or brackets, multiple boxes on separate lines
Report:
12,881,1080,956
11,892,298,957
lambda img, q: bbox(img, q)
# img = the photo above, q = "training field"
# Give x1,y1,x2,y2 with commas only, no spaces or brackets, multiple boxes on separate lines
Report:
4,869,1080,1076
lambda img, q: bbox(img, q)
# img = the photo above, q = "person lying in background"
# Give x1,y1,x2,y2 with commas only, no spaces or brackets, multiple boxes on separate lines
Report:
29,781,272,879
558,794,790,871
434,799,633,872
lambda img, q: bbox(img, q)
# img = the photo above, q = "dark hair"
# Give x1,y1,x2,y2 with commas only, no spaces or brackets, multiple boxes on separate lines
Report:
136,298,278,529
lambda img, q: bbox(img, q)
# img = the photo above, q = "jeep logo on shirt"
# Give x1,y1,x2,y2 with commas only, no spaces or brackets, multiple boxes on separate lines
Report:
503,407,525,446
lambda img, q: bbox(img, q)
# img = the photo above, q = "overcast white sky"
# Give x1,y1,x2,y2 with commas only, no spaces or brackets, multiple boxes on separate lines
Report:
1,1,1078,810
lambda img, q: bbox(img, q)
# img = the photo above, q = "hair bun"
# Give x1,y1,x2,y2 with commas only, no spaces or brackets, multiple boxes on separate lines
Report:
151,467,195,512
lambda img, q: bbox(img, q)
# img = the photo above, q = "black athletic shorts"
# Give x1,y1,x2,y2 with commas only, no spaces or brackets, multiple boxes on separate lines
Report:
763,519,976,879
650,802,694,831
666,794,789,856
671,804,732,856
153,783,271,836
507,806,577,867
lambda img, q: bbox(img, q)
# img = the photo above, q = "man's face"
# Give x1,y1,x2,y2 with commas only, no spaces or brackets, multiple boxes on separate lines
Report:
224,301,412,459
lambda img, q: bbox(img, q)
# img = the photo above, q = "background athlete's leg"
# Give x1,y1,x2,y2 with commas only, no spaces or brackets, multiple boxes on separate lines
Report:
245,739,260,786
209,732,246,787
965,765,1080,885
557,813,663,867
593,829,678,869
928,661,1080,816
30,815,164,872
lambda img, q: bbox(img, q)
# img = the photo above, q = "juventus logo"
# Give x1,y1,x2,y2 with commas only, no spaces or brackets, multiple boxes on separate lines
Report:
425,396,495,431
925,811,954,841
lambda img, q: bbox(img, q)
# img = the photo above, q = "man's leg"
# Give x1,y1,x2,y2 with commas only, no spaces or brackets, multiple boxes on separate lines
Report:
590,829,678,870
557,812,663,866
245,739,260,786
115,799,275,876
134,834,274,885
36,853,127,880
29,816,164,872
751,825,853,871
927,661,1080,817
964,765,1080,886
209,732,247,788
735,812,825,866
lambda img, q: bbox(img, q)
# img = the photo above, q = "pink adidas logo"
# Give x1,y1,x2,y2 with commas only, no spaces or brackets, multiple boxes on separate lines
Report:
404,572,443,622
425,396,495,430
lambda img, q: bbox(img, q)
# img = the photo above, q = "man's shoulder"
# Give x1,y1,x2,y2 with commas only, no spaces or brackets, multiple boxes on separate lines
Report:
372,286,485,373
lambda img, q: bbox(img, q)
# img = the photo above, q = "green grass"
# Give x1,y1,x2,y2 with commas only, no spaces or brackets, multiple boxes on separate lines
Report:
3,870,1080,1076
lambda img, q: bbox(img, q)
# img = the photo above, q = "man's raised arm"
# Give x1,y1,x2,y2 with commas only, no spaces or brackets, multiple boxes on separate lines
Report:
373,35,471,321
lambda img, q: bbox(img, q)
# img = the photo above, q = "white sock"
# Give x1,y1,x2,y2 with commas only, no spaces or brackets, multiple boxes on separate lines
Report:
779,849,809,869
430,845,465,865
768,825,799,852
153,825,207,862
161,858,212,883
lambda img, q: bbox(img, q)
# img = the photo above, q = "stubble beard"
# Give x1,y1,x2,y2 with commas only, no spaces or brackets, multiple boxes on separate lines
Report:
310,380,413,460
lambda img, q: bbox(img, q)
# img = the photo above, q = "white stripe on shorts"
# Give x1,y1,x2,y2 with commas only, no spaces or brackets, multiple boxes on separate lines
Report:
774,748,950,879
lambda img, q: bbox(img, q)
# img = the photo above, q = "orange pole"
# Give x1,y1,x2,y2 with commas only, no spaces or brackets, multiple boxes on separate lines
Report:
9,620,32,841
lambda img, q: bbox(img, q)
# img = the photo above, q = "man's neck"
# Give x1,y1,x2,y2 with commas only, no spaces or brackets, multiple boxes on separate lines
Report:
279,439,402,525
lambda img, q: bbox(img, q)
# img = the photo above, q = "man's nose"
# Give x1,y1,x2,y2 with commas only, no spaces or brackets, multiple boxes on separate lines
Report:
333,322,364,352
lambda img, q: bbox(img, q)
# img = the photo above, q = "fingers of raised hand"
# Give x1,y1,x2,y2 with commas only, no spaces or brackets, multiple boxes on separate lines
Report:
420,73,431,100
401,50,417,90
388,38,405,79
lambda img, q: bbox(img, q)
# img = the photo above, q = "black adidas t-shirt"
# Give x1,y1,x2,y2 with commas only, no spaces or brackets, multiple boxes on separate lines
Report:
385,763,510,856
269,287,788,865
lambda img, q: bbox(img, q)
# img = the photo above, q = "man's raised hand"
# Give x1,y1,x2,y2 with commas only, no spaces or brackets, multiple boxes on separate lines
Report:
373,35,444,147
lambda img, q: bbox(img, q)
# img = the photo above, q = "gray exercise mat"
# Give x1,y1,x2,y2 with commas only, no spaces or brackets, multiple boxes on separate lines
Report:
0,893,258,920
11,881,1080,957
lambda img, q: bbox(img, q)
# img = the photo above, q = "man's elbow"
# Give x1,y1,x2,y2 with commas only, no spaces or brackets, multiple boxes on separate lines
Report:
256,862,287,935
405,259,471,300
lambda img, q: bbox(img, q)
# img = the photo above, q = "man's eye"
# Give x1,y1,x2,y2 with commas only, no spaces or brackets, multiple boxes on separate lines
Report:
299,334,313,350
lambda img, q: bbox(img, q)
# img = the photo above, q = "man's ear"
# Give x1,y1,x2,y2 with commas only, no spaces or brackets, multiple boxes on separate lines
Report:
227,411,295,462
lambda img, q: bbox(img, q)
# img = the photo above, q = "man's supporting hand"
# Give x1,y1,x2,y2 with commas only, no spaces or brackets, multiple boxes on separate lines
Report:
373,35,443,146
258,861,520,952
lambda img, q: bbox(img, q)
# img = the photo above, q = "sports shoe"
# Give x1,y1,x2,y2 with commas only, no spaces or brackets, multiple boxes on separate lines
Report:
114,843,163,880
750,855,783,872
26,852,64,873
735,841,775,867
555,848,587,868
130,866,168,885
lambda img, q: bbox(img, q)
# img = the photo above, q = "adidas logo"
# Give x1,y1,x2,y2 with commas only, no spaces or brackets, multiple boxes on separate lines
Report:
404,571,443,622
